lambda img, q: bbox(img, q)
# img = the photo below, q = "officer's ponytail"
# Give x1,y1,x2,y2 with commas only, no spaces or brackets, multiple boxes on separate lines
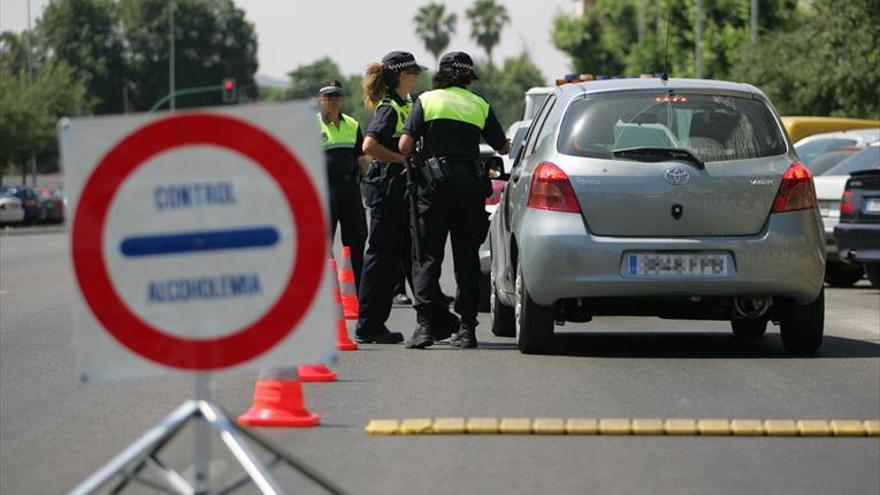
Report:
363,62,402,110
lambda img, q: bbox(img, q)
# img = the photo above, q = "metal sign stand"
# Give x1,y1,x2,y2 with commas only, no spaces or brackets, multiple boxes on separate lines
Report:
68,375,346,495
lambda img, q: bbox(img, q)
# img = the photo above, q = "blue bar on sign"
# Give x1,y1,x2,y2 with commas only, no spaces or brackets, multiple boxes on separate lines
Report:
120,226,279,257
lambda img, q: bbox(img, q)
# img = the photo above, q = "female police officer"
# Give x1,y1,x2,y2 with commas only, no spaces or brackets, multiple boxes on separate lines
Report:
316,80,369,290
400,52,510,349
353,51,426,344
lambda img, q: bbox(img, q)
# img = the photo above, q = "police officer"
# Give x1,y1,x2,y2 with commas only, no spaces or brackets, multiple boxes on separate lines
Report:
400,52,510,349
316,80,369,290
354,51,429,344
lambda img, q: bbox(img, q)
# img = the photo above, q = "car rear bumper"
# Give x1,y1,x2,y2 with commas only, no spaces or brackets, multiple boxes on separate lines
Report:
834,222,880,263
517,209,825,306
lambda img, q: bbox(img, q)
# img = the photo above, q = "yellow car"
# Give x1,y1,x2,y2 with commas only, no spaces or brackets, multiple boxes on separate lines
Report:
782,116,880,143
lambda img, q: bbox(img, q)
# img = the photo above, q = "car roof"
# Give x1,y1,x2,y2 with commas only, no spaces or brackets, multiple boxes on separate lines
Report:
556,77,765,99
795,128,880,146
525,87,553,96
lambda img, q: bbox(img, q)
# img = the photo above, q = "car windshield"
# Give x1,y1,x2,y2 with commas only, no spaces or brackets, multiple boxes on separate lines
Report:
795,137,858,167
823,146,880,176
523,93,550,121
557,92,787,163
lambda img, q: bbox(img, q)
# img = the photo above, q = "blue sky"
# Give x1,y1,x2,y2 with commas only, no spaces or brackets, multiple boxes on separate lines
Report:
1,0,575,84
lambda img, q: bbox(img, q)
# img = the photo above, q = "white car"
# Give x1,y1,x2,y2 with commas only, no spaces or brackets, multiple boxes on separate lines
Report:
813,143,880,286
0,193,25,225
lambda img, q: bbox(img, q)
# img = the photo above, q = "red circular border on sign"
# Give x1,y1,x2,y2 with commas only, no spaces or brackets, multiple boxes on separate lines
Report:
71,113,327,371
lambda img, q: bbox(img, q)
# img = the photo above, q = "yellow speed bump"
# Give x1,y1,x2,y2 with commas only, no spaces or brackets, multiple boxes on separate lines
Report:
364,419,399,436
433,417,466,434
797,420,831,437
565,418,599,435
598,418,632,435
533,418,566,435
763,420,798,437
731,420,765,436
863,420,880,437
499,418,533,434
697,419,731,436
399,418,434,435
665,419,697,435
631,419,664,436
830,420,865,437
466,417,499,434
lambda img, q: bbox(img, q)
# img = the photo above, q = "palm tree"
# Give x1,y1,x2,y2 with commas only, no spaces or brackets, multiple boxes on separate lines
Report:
414,3,458,65
465,0,509,69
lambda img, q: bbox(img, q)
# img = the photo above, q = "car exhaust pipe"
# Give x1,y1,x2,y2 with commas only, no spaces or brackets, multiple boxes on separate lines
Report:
733,297,772,319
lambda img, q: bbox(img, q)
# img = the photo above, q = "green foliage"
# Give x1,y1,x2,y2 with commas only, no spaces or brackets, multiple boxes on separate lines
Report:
285,57,344,100
0,62,87,172
36,0,128,114
471,53,545,128
118,0,258,111
735,0,880,118
465,0,509,67
414,3,457,65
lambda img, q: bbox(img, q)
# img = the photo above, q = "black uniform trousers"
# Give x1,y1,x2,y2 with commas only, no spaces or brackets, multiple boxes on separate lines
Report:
356,172,413,336
412,167,488,327
329,180,367,291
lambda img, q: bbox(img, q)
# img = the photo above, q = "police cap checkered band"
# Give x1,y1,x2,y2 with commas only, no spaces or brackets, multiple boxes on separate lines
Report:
381,51,427,73
318,80,343,96
438,52,479,79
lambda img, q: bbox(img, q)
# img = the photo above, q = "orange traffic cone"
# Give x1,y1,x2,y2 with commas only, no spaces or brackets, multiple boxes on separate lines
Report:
338,246,359,320
237,376,319,427
330,258,359,351
297,364,337,382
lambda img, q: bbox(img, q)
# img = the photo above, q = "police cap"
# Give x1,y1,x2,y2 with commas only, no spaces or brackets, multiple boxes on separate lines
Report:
381,51,427,73
439,52,479,80
318,80,344,97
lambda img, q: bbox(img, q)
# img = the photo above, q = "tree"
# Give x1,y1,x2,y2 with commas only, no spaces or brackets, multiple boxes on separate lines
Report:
465,0,509,69
414,3,457,65
118,0,258,111
35,0,127,114
284,57,344,100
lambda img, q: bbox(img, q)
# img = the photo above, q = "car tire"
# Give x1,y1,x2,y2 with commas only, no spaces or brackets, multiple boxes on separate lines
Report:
864,263,880,289
477,272,490,312
730,319,767,338
824,263,863,287
489,269,515,337
779,288,824,354
515,262,554,354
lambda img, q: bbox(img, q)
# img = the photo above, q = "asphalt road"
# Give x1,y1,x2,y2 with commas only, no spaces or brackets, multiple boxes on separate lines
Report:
1,231,879,495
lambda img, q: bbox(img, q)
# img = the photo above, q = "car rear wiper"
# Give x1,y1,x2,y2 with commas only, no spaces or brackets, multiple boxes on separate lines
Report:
612,147,705,169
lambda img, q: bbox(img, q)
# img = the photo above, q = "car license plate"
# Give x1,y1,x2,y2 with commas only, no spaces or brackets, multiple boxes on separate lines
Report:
865,199,880,213
624,252,733,278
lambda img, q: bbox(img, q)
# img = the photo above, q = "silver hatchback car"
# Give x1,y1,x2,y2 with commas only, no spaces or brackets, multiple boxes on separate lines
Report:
488,78,826,355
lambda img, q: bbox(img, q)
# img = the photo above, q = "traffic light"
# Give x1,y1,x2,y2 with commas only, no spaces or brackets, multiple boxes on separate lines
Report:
222,78,237,104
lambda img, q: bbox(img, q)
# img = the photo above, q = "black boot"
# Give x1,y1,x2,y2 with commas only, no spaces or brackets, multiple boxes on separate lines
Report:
405,325,434,349
450,323,477,348
431,311,460,342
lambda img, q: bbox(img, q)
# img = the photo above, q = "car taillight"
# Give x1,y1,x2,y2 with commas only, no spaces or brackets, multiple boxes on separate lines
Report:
527,162,581,213
485,180,506,206
840,189,855,217
771,161,816,213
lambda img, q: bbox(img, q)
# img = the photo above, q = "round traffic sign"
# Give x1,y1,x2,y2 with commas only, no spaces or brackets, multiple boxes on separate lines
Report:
72,113,327,370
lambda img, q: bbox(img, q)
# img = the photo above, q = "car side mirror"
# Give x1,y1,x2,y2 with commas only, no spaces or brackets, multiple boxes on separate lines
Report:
482,156,507,180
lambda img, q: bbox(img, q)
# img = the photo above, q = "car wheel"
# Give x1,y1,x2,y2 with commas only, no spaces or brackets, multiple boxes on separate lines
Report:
477,272,490,312
779,288,824,354
515,262,554,354
730,319,767,338
489,268,515,337
824,263,863,287
864,264,880,289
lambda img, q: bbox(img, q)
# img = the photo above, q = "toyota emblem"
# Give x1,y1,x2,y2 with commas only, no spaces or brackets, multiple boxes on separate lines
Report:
664,168,690,185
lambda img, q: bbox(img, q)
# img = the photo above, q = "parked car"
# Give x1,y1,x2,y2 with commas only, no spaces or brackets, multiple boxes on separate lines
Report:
0,193,26,225
1,185,43,224
794,128,879,173
35,188,65,224
833,169,880,288
490,78,826,355
814,144,880,286
782,116,880,143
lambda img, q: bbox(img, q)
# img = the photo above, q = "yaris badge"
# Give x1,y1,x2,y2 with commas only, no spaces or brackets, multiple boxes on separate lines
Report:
665,168,690,185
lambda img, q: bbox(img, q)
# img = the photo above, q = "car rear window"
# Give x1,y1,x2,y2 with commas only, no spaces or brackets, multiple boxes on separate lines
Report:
796,138,858,167
823,146,880,176
557,92,787,162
